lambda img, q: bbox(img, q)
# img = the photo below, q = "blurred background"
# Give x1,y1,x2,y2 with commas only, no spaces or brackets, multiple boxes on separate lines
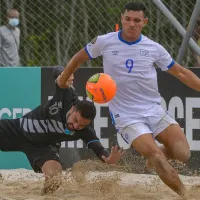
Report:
0,0,200,67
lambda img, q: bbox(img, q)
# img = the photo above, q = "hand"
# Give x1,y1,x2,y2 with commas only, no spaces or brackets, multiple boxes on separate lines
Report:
57,73,74,88
102,145,125,165
66,73,74,87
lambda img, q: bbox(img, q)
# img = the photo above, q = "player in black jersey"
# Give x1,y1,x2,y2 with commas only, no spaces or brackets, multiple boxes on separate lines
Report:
0,66,124,194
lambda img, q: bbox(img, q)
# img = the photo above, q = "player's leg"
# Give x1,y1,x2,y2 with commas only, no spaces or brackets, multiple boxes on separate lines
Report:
145,145,172,170
41,160,62,195
41,160,62,177
120,124,186,196
154,114,190,163
145,109,190,170
146,129,190,170
0,120,23,151
24,143,63,195
133,134,186,196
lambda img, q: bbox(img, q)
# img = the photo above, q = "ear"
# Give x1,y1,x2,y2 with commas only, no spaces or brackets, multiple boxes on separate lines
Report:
70,106,74,113
71,106,74,110
144,18,148,26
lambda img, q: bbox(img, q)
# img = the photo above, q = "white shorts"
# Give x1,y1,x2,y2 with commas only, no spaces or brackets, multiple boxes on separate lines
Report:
119,112,178,145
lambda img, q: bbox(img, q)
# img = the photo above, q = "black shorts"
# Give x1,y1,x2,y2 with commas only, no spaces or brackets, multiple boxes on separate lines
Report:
0,142,62,173
23,142,62,173
1,140,62,173
0,119,62,173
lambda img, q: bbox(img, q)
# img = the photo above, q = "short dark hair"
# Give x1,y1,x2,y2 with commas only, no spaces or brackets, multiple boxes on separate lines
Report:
74,100,96,120
124,2,147,16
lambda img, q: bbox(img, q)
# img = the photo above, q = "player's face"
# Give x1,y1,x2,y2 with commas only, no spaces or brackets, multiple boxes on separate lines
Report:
66,107,91,131
121,10,148,42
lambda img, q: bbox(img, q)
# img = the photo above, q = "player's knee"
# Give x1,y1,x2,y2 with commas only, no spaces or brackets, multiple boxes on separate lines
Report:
176,147,191,162
173,142,191,162
42,160,62,177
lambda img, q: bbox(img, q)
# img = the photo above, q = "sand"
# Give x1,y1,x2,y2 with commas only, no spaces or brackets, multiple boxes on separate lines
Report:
0,161,200,200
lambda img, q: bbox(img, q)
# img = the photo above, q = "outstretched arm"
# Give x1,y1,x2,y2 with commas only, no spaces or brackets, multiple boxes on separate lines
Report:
167,62,200,92
88,141,125,164
57,49,90,88
52,65,74,89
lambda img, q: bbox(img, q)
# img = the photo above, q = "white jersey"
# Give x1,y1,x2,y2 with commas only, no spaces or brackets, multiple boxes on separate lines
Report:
85,31,175,129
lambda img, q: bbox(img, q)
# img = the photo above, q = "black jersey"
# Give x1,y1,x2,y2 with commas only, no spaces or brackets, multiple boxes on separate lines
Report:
8,84,99,146
0,66,110,161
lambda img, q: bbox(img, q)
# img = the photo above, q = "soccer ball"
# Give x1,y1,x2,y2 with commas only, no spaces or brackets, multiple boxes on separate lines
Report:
86,73,117,104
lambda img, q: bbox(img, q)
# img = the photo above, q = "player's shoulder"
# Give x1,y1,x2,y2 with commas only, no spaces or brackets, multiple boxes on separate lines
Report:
141,35,159,45
77,124,96,137
97,31,118,41
104,31,118,38
141,35,166,51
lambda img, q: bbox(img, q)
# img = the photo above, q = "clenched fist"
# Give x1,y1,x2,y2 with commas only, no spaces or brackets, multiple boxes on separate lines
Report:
57,73,74,88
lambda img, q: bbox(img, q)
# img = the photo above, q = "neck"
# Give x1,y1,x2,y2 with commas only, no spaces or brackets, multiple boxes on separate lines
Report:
120,30,140,42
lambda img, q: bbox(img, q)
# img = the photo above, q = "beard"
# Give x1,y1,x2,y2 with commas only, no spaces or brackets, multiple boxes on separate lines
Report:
65,111,74,130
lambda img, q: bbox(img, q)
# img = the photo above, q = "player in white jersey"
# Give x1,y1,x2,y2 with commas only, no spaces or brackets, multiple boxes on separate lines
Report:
56,1,200,198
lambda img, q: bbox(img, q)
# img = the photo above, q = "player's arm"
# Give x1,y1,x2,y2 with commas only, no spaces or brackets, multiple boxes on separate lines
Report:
52,65,74,89
80,125,125,164
87,141,124,164
57,49,90,88
52,65,78,107
57,35,104,88
167,62,200,92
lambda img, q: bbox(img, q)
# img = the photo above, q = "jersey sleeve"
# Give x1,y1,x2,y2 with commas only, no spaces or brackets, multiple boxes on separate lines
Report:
55,84,79,107
52,66,78,106
155,44,175,71
84,35,105,59
78,125,110,161
78,124,100,146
